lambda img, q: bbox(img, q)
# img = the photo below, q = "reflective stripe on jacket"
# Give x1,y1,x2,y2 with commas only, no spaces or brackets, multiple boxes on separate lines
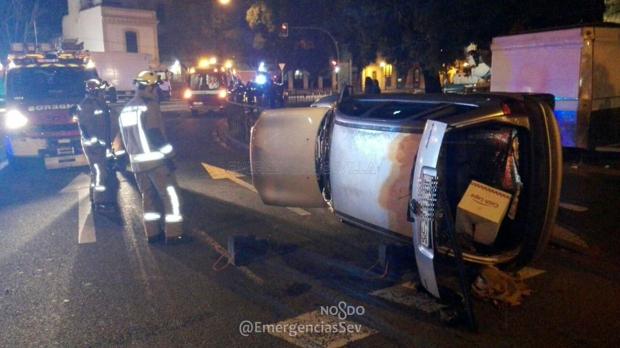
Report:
119,95,174,173
77,95,112,149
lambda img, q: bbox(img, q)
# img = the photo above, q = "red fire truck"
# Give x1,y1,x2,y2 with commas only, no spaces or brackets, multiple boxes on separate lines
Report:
2,50,98,169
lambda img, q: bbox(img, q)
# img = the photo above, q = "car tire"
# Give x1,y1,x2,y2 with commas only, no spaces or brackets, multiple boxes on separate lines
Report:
503,97,563,270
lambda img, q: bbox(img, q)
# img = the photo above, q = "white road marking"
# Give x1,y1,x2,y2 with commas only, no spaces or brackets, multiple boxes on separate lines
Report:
268,310,377,348
559,202,589,213
195,229,265,285
61,174,96,244
370,281,446,314
77,189,96,244
517,267,546,280
202,162,311,216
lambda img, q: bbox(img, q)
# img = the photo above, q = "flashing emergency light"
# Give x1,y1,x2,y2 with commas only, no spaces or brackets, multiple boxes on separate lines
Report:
170,60,182,75
183,89,193,99
258,61,267,73
5,109,28,130
255,74,267,85
86,59,96,69
198,59,210,69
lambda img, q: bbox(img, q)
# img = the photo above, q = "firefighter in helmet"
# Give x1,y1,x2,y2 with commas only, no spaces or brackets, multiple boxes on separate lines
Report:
118,71,186,244
76,78,117,211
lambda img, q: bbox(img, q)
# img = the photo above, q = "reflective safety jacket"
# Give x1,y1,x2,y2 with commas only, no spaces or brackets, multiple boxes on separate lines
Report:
119,93,175,173
76,94,112,149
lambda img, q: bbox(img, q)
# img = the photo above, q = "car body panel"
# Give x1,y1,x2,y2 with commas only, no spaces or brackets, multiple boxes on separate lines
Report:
249,93,562,299
250,107,329,207
310,94,338,108
330,123,421,238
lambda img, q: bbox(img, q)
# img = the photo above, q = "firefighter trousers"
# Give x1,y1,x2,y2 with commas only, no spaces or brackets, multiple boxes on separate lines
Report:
84,145,116,205
135,165,183,239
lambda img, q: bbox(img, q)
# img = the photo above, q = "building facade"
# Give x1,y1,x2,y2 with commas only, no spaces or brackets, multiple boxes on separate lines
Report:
62,0,160,66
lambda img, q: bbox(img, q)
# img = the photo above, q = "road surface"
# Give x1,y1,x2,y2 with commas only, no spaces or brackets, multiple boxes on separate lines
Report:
1,109,619,347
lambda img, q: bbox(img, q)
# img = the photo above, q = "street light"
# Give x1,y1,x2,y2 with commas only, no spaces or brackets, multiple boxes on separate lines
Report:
218,0,231,5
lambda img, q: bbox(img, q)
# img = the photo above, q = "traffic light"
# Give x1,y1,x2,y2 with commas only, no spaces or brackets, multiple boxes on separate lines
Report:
279,23,289,38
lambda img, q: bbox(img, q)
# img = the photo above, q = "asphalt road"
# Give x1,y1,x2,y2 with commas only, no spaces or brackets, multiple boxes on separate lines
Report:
1,110,619,347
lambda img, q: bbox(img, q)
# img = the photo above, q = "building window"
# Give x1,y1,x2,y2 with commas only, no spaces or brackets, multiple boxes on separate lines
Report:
125,31,138,53
384,64,393,88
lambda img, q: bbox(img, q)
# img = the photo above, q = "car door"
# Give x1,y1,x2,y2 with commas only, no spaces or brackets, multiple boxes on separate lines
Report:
250,107,330,207
411,95,562,298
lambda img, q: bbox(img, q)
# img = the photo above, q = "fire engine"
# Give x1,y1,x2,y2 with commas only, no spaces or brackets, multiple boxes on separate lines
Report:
183,57,233,117
2,49,97,169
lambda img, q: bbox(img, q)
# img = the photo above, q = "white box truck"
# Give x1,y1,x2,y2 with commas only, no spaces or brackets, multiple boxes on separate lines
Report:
491,24,620,149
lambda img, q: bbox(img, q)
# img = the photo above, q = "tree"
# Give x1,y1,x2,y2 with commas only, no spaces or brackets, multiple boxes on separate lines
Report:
0,0,41,55
330,0,605,74
605,0,620,23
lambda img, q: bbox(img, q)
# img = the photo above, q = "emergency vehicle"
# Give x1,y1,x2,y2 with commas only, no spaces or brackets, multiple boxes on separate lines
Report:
2,50,97,169
183,57,232,116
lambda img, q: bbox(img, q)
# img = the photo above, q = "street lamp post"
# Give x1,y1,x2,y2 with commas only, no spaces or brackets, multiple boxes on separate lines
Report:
287,25,343,88
289,26,339,64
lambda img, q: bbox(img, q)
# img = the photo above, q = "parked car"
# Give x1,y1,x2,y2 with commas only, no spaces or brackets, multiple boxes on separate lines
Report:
310,94,338,108
249,93,562,298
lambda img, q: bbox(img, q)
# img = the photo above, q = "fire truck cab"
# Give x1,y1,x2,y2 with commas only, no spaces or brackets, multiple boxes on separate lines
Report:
2,50,97,169
183,58,232,116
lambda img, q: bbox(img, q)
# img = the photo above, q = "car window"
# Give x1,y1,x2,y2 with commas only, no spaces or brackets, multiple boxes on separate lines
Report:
7,67,97,100
338,99,477,120
338,99,439,119
189,72,226,91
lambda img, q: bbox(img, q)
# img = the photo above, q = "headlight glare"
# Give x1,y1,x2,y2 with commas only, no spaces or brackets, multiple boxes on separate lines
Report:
5,109,28,130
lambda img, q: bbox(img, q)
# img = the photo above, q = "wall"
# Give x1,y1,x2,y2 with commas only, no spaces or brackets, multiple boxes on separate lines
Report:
62,3,159,66
101,7,159,65
63,6,106,52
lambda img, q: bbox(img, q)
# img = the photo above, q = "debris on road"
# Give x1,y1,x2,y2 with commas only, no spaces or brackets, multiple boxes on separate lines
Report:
472,266,532,306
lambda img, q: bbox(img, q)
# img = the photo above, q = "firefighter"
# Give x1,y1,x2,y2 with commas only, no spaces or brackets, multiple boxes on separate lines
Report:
118,71,186,244
76,79,117,211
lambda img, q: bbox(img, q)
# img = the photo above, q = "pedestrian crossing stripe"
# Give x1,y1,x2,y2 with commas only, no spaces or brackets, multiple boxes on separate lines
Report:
267,310,376,348
370,281,446,313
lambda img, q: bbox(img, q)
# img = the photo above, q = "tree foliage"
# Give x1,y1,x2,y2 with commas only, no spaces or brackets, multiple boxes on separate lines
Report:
605,0,620,22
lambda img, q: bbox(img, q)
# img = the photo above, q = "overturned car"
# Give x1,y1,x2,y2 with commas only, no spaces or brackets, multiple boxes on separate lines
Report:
250,93,562,298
